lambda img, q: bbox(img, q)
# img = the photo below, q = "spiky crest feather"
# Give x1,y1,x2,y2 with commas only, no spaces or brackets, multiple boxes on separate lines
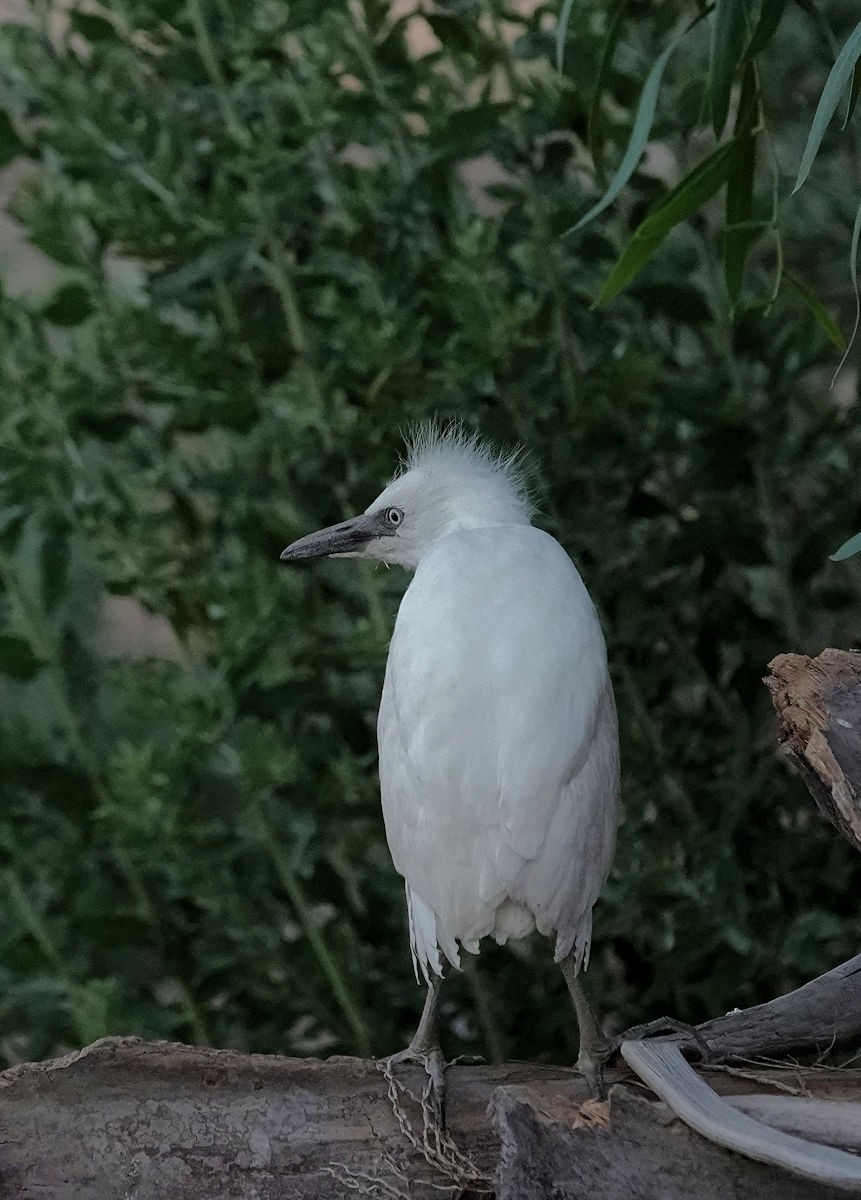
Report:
398,420,535,520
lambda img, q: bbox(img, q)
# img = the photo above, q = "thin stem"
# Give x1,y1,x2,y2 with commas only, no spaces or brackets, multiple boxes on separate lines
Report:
462,956,509,1063
3,866,65,971
256,797,373,1057
0,548,212,1046
482,0,583,411
186,0,249,147
753,458,802,646
351,1,412,181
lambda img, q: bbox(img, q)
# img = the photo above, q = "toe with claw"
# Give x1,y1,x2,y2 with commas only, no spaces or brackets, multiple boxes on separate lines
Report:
379,1042,448,1128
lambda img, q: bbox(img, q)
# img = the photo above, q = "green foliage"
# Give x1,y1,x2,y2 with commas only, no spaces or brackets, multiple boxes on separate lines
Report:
563,0,861,315
0,0,860,1072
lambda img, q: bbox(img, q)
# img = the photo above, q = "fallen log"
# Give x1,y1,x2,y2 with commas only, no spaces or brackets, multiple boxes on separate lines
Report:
1,1037,860,1200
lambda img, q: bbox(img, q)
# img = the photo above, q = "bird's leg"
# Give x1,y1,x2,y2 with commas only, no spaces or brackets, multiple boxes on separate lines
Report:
560,955,613,1099
379,971,447,1125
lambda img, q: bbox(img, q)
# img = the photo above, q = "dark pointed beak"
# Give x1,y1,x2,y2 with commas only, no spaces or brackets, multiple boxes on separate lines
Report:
280,512,381,561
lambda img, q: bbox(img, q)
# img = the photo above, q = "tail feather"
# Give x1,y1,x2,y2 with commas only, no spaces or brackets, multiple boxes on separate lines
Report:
406,885,446,984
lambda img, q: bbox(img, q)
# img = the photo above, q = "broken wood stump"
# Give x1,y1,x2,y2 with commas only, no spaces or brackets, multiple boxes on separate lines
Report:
765,648,861,853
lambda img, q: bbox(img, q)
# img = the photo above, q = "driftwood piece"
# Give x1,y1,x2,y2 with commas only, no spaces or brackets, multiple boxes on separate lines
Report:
596,647,861,1183
652,951,861,1061
765,648,861,853
620,1041,861,1191
1,1037,860,1200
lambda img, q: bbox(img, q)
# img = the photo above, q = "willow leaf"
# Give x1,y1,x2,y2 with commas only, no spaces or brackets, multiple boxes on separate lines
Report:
710,0,747,136
567,22,691,236
785,273,845,349
793,19,861,193
556,0,578,71
594,135,749,306
831,196,861,385
830,532,861,562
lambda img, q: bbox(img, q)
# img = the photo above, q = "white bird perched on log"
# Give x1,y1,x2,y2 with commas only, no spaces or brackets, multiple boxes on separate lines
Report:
281,424,620,1101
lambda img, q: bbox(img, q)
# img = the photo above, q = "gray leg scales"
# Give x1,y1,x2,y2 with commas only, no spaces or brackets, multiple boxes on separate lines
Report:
378,973,448,1126
560,955,613,1100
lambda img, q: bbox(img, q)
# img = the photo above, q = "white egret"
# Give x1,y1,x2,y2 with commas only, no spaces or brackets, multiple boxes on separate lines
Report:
281,425,620,1101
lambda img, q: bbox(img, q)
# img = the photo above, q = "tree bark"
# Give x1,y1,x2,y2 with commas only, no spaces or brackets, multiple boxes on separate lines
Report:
493,1081,859,1200
765,648,861,853
648,951,861,1061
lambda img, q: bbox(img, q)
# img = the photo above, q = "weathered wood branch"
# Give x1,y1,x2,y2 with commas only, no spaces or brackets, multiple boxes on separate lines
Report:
620,1041,861,1191
650,950,861,1061
618,649,861,1066
765,648,861,853
1,1037,860,1200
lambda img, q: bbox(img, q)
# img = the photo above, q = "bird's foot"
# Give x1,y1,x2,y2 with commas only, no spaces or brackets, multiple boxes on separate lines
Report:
577,1037,614,1100
378,1045,491,1192
378,1042,448,1130
616,1016,716,1062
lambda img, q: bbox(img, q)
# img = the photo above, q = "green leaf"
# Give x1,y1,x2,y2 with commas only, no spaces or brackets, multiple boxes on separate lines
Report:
830,532,861,561
430,103,511,155
710,0,747,137
587,0,630,183
793,18,861,193
555,0,578,71
0,111,24,170
594,134,751,305
744,0,788,62
0,635,45,681
69,10,117,43
41,282,94,326
784,272,845,348
842,64,861,129
830,196,861,385
154,238,250,300
426,13,476,55
567,20,695,236
724,68,758,307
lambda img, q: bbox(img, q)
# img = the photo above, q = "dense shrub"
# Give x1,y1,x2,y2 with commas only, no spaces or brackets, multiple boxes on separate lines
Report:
0,0,859,1068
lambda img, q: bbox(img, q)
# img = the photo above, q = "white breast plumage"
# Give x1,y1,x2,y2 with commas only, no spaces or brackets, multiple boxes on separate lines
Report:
377,523,619,984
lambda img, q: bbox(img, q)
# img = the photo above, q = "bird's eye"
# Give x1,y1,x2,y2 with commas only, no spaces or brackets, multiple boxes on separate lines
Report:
384,507,403,528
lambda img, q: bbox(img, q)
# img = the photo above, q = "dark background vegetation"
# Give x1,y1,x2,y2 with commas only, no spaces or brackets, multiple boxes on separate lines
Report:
1,0,860,1070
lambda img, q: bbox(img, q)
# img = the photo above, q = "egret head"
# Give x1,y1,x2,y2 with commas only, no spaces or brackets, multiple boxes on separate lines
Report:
280,424,533,570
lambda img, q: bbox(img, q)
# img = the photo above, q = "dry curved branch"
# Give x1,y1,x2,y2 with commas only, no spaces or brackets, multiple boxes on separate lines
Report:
620,1041,861,1192
650,951,861,1061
